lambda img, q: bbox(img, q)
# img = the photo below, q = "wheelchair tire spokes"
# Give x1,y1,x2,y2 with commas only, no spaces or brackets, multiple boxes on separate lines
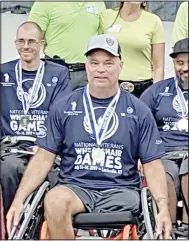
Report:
23,203,44,239
8,191,34,239
141,187,158,239
9,182,50,240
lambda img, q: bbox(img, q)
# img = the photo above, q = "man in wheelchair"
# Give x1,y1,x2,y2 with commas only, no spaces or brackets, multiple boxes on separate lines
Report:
0,21,71,214
7,34,172,239
141,38,188,237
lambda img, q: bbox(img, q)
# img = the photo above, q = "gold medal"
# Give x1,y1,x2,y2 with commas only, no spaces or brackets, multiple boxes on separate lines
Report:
92,147,105,162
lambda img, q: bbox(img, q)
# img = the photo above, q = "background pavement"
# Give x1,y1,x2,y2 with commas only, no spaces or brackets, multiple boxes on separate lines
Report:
1,12,174,78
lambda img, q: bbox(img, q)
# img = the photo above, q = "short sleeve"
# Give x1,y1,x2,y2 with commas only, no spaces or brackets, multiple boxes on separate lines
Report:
172,2,188,46
138,111,165,164
36,105,64,154
151,16,165,44
140,86,155,111
28,2,49,33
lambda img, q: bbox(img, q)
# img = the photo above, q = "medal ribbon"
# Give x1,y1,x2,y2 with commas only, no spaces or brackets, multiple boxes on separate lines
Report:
83,85,120,147
15,60,45,115
175,77,188,117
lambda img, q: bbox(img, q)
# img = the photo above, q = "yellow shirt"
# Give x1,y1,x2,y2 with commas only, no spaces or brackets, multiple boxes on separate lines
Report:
172,2,188,46
28,2,106,63
100,9,165,81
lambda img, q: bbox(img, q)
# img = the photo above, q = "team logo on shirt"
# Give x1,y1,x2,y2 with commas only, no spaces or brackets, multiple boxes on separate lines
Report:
71,102,77,111
159,86,173,97
4,73,9,82
16,78,46,109
127,107,133,114
52,77,58,86
1,73,15,86
83,106,119,142
172,92,188,117
8,78,47,138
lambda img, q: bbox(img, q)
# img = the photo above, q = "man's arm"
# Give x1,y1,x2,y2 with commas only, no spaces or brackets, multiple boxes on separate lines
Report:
7,99,64,235
13,148,56,203
152,43,165,82
138,107,172,238
143,159,172,238
6,148,56,235
143,159,169,210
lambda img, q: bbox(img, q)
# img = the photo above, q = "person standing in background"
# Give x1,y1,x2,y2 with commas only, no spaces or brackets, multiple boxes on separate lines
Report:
172,2,188,46
28,2,106,91
100,1,165,98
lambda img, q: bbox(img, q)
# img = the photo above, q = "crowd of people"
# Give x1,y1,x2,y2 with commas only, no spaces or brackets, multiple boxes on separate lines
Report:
0,1,188,240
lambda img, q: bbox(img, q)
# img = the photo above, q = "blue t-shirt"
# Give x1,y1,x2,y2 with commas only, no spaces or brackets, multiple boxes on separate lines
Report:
0,59,71,141
140,77,188,152
37,88,165,191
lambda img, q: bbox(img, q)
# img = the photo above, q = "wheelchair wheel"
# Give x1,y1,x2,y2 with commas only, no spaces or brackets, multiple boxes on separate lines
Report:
141,187,160,239
0,185,6,240
8,181,50,240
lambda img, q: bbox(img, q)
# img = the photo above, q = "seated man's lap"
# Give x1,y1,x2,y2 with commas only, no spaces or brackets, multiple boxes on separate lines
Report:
179,157,188,176
59,183,140,215
161,153,188,196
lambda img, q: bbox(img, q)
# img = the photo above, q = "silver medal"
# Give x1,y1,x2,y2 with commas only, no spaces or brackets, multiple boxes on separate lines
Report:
177,118,188,132
92,148,105,162
15,60,45,122
20,116,30,127
175,78,188,132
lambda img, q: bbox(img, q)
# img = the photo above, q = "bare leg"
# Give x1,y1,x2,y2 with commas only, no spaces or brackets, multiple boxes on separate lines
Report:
181,174,188,224
44,186,85,239
166,174,177,224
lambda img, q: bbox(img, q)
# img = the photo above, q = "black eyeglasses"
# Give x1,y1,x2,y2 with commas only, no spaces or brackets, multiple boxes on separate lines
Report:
15,39,41,47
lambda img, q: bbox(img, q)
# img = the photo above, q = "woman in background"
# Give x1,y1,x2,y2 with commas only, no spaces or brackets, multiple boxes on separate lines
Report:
100,2,165,97
172,2,188,46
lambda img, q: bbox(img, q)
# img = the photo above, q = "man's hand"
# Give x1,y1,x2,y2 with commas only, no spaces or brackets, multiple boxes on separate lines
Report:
32,146,39,154
155,206,172,239
6,200,24,236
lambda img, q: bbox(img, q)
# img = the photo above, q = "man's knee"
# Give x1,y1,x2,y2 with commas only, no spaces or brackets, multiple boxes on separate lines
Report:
44,186,85,218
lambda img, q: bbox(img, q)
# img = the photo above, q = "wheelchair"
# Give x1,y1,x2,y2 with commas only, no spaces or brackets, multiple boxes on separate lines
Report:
1,136,167,240
162,150,188,239
7,179,162,240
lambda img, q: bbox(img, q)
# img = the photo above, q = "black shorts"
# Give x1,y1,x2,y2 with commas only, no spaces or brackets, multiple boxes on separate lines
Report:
56,183,140,215
161,151,188,196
